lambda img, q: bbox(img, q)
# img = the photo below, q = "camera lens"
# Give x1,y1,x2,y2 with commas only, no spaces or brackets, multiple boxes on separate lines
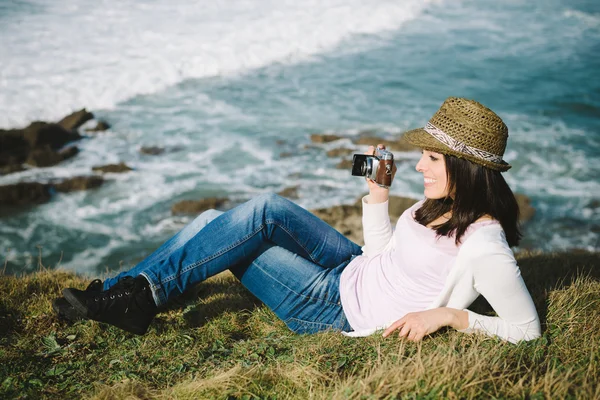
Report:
362,159,372,176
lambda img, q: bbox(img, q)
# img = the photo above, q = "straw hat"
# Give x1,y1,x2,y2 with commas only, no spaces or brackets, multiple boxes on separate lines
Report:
403,97,511,171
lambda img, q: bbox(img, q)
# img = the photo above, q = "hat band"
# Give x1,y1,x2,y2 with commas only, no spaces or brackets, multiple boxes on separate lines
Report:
423,122,504,164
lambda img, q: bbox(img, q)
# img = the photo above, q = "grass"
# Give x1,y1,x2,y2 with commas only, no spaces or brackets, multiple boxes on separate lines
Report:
0,251,599,399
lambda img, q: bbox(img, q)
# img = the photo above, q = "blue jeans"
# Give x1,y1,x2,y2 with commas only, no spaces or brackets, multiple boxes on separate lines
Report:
104,193,362,334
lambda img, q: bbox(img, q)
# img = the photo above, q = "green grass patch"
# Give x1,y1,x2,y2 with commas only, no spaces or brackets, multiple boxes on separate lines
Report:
0,251,599,399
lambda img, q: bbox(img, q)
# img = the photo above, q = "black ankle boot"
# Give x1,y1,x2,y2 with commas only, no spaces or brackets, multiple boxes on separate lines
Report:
53,279,103,322
62,276,157,335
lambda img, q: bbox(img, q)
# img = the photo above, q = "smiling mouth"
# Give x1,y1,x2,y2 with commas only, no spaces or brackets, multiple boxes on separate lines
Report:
424,178,437,184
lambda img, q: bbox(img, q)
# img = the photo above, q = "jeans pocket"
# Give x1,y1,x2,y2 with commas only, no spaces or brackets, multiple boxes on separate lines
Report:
284,317,334,335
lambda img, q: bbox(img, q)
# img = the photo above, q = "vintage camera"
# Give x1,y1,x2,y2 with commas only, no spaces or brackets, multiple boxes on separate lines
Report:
351,148,395,188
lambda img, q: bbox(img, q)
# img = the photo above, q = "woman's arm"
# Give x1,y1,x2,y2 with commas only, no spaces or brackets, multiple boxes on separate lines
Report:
361,145,397,256
382,242,540,343
382,307,468,341
361,195,394,256
457,249,541,343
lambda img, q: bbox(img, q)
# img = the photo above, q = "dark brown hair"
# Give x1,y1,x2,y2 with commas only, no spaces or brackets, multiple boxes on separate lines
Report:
414,154,522,247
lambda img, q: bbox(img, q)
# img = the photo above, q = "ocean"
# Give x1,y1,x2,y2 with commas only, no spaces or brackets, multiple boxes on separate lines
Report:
1,0,599,276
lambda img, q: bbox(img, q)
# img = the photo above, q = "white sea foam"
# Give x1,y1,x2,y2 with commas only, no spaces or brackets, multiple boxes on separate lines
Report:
0,0,434,127
564,9,600,29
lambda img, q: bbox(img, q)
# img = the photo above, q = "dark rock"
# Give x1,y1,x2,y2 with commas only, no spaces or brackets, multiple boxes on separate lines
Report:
311,203,363,244
0,182,52,206
310,133,344,143
26,146,62,167
0,164,26,175
92,162,132,173
515,193,535,223
354,136,418,152
171,198,228,215
86,120,111,132
336,159,353,169
587,199,600,209
357,129,377,136
26,146,79,167
0,113,86,173
140,146,165,155
279,152,293,159
0,129,29,167
57,109,94,131
312,195,421,244
277,186,299,199
302,144,322,150
53,176,104,192
58,146,80,161
388,196,419,219
22,122,81,150
326,148,354,157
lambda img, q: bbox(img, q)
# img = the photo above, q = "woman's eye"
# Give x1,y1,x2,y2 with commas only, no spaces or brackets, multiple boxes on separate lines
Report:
429,155,438,161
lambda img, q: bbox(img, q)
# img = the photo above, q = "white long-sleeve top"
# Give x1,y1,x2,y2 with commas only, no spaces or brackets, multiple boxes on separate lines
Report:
341,196,541,343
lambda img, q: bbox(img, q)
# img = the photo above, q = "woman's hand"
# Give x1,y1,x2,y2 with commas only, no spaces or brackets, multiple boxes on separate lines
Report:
382,308,468,342
365,144,397,204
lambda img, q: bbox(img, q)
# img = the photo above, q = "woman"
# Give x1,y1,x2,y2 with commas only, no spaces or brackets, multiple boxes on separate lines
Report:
56,97,541,343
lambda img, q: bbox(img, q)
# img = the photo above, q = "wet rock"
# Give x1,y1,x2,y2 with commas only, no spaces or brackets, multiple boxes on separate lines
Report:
277,186,299,200
139,145,184,156
311,203,364,244
0,111,88,174
0,164,26,175
387,196,419,218
92,162,133,173
311,195,419,245
0,175,105,208
0,129,29,167
354,136,418,152
326,148,354,157
53,176,104,192
515,193,535,223
26,146,79,167
310,133,344,143
0,182,52,206
587,199,600,209
336,159,353,169
140,146,165,156
24,122,81,151
57,108,94,131
171,198,228,215
85,120,111,132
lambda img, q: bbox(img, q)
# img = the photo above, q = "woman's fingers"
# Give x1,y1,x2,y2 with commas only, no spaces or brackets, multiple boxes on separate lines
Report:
398,323,411,338
382,318,405,337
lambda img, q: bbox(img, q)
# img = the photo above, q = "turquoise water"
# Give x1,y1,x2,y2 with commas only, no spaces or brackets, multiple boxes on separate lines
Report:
1,0,599,275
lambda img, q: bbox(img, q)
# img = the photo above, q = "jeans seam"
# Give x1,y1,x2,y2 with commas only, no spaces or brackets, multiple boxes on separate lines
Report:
252,259,342,308
264,218,320,265
285,317,334,331
160,224,266,285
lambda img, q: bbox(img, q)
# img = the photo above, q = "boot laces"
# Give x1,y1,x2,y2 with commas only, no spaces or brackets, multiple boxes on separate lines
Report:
92,277,147,314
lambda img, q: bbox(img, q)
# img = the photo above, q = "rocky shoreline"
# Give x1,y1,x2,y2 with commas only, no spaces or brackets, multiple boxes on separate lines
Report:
0,111,535,247
0,110,117,206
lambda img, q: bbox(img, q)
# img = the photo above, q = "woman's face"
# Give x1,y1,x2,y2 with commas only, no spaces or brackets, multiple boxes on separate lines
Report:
415,150,450,199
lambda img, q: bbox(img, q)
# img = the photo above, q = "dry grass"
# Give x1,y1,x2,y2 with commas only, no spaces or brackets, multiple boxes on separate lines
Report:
0,251,599,399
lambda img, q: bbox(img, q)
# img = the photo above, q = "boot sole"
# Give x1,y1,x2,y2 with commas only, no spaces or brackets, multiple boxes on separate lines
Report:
52,297,86,322
62,288,91,318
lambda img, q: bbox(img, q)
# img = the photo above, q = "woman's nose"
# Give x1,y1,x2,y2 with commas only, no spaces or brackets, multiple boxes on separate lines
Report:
415,157,425,172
